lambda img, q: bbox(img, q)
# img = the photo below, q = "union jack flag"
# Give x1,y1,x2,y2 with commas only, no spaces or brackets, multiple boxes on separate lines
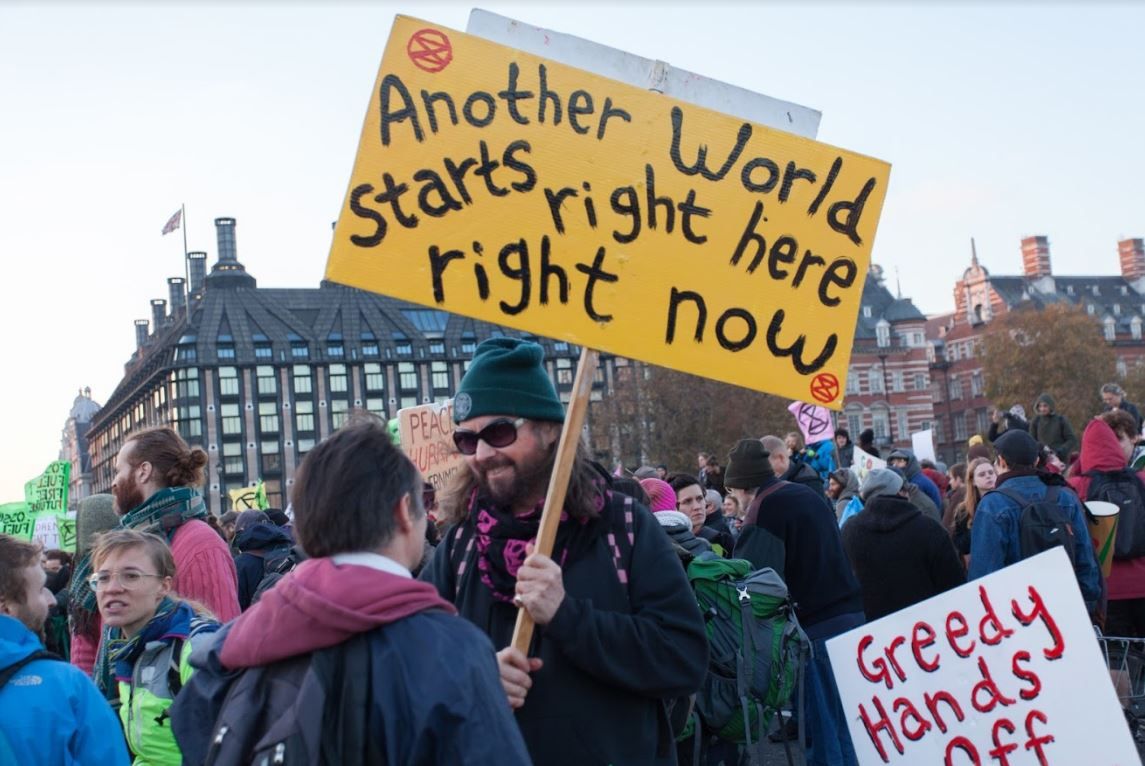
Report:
161,209,182,235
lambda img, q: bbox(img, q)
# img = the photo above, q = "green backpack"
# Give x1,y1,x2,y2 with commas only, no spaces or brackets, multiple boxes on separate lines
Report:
687,558,808,763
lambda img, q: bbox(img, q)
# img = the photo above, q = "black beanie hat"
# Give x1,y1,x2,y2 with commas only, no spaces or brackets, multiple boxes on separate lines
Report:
724,439,776,489
453,338,566,424
994,429,1039,467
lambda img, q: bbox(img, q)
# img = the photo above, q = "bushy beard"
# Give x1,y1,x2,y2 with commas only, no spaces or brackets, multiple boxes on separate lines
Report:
113,473,145,515
475,442,557,513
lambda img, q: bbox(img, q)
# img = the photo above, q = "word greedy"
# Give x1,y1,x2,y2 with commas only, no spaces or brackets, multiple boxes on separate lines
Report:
853,584,1063,764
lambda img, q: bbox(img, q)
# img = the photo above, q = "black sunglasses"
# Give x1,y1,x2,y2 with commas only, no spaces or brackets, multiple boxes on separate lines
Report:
453,417,526,456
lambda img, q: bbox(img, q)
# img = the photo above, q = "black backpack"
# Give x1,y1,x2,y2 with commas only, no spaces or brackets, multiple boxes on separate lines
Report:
992,485,1077,566
250,545,304,606
1085,469,1145,559
202,632,378,766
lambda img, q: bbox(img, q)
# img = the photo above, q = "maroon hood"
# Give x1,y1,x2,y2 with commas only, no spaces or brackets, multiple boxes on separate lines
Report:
220,557,455,668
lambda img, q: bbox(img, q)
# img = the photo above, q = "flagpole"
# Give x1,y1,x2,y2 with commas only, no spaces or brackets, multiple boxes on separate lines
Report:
181,203,189,308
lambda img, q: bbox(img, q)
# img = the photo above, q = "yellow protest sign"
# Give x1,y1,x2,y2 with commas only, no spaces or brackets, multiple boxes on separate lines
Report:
398,400,465,489
326,17,891,408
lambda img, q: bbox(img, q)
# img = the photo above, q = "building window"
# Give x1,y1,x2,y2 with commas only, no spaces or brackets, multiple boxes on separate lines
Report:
913,372,926,391
977,409,990,436
218,367,239,397
863,306,872,318
872,409,889,440
217,345,236,360
257,366,277,396
175,344,197,362
171,368,200,400
1133,318,1143,341
172,403,201,440
1118,358,1129,378
933,420,944,445
897,411,909,440
361,331,379,357
221,403,242,436
557,358,573,386
932,380,944,404
954,414,968,441
395,335,413,356
222,442,244,476
949,377,963,400
364,363,385,392
398,362,418,392
868,369,884,394
259,402,279,433
331,400,350,430
1105,317,1116,341
291,342,309,360
293,365,312,394
845,370,861,395
431,361,450,391
971,372,985,397
366,397,386,418
846,411,862,438
400,395,418,409
461,335,477,355
326,332,344,358
295,400,315,432
297,437,315,455
255,343,272,360
429,340,445,355
260,440,282,475
554,341,569,352
329,364,348,393
876,321,890,348
891,371,903,393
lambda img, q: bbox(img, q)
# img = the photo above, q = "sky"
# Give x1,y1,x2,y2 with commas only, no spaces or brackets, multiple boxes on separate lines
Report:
1,1,1142,501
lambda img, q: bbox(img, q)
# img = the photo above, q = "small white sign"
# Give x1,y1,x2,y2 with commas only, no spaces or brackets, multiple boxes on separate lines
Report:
827,548,1141,765
851,446,887,485
911,429,936,464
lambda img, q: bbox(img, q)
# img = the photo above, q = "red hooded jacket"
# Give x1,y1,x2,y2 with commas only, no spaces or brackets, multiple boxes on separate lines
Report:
1068,419,1145,601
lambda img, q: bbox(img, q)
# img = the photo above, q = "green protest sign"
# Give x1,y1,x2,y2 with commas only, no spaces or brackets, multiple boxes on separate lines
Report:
24,460,70,516
0,502,34,540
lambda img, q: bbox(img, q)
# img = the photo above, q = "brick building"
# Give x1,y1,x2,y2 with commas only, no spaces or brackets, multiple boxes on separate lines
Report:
928,236,1145,465
840,265,936,452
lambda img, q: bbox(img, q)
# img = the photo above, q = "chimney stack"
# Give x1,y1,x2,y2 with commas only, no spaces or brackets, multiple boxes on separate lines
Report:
1020,235,1052,278
187,252,207,296
150,299,167,334
215,217,237,263
1119,238,1145,281
168,277,186,315
134,319,150,349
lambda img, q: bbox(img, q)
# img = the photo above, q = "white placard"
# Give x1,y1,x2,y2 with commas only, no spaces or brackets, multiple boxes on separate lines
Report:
911,429,936,464
467,9,822,138
826,548,1140,765
851,446,887,485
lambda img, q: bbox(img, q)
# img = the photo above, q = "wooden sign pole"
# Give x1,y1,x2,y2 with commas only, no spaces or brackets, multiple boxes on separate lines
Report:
510,345,600,654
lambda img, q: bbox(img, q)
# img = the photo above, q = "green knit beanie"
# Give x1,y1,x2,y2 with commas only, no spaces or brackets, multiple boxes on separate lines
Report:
453,338,565,424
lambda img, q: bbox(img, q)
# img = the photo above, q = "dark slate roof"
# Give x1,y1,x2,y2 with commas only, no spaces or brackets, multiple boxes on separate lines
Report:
93,277,566,431
854,272,926,339
989,274,1145,327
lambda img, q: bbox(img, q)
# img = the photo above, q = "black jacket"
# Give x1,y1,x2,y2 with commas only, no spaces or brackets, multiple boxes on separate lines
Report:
733,479,863,629
422,492,708,765
234,523,294,611
783,459,826,499
841,494,966,621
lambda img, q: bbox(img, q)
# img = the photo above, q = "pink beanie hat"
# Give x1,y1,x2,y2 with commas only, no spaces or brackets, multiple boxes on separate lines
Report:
639,478,677,512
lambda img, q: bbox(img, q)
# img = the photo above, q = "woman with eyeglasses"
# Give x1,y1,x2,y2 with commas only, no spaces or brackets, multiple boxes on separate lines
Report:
91,529,219,765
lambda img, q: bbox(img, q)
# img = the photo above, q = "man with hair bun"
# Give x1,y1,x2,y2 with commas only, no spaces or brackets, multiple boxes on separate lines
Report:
71,428,238,690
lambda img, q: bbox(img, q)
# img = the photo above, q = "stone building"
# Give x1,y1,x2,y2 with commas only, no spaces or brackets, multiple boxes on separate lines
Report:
85,217,586,513
58,387,102,508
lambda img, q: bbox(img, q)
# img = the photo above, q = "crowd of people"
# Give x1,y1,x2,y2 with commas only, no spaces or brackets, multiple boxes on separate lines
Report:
1,339,1142,764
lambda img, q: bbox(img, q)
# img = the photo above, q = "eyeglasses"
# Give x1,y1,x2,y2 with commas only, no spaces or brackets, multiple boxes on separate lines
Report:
452,418,526,456
88,570,165,591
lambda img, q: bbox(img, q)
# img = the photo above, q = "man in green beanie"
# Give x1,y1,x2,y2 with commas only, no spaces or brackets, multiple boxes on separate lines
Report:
421,337,707,765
